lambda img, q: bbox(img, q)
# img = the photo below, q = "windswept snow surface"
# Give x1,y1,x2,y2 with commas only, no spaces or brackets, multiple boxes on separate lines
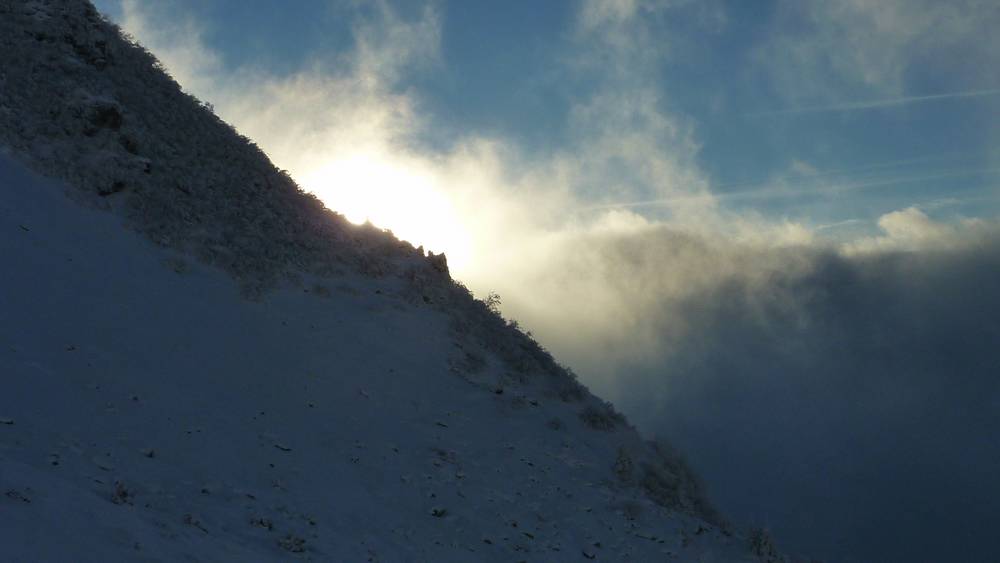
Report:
0,155,760,561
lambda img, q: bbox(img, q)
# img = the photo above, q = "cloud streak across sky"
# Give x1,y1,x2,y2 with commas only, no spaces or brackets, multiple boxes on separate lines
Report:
752,88,1000,116
584,166,1000,212
99,1,1000,561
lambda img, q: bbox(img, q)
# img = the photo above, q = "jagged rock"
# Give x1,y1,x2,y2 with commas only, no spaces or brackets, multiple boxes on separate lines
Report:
427,251,449,276
5,489,31,503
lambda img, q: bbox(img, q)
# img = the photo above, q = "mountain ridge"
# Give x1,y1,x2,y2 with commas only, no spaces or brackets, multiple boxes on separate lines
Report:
1,1,779,560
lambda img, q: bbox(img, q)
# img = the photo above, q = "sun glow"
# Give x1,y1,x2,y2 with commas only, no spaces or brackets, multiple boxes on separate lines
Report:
298,151,473,273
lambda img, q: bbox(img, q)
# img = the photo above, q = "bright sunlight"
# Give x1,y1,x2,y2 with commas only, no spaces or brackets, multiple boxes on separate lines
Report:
299,151,473,273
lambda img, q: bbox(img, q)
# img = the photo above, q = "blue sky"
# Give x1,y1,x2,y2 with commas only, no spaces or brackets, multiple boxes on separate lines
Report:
93,2,1000,561
94,0,1000,242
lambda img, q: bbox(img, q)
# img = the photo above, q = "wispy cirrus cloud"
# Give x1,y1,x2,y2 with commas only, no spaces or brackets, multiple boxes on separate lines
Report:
751,88,1000,116
584,166,1000,213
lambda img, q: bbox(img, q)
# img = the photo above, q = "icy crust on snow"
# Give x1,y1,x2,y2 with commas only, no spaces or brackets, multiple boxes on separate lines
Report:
1,155,756,561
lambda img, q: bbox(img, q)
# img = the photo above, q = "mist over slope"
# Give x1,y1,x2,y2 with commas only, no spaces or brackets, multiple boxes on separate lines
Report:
0,1,772,560
501,216,1000,562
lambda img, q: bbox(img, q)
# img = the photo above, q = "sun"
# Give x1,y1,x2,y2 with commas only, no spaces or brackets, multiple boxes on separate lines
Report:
298,151,473,273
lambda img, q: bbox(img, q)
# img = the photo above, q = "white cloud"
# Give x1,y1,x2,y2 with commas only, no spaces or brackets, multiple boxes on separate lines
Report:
105,0,998,396
878,207,952,242
756,0,1000,102
846,206,991,253
119,0,222,95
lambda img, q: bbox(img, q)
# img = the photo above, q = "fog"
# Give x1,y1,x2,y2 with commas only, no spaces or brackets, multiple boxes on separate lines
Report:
108,1,1000,560
503,218,1000,561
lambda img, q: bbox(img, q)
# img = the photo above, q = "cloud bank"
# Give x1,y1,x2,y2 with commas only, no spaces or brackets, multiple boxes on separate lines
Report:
107,1,1000,561
523,218,1000,562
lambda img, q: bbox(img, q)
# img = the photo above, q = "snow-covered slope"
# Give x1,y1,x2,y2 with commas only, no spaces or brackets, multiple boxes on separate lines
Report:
0,154,760,562
1,1,777,561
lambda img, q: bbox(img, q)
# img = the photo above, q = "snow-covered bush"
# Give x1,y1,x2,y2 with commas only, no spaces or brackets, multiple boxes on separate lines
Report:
748,527,782,562
579,402,626,431
613,446,635,482
640,440,724,527
483,291,502,314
